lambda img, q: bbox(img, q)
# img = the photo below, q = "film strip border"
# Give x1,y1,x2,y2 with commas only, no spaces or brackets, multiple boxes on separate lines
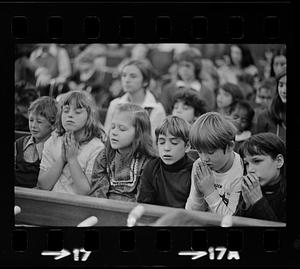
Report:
6,2,290,42
11,15,284,41
11,15,283,40
8,228,287,265
1,0,298,266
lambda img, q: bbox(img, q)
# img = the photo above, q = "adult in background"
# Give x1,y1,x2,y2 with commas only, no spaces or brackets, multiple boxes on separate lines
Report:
104,59,166,141
218,44,258,85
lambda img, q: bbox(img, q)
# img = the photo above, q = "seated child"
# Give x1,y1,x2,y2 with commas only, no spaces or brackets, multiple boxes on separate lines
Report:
15,96,58,188
37,91,106,195
234,133,286,222
251,78,276,127
230,100,255,152
171,88,207,124
137,116,194,208
88,103,156,202
216,82,244,116
185,112,244,216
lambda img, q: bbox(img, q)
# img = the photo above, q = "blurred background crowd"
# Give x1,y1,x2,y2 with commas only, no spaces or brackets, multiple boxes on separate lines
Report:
14,43,286,141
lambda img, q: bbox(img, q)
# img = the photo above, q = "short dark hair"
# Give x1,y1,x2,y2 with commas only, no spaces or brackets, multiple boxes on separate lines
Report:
155,116,191,144
239,132,286,161
175,48,202,78
172,88,207,117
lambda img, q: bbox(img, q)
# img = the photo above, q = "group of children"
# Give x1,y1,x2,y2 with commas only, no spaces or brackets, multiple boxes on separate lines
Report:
15,58,287,224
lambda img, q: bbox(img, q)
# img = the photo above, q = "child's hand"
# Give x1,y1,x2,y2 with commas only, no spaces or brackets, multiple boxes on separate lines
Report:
61,139,67,164
194,161,216,197
64,132,79,162
241,173,263,207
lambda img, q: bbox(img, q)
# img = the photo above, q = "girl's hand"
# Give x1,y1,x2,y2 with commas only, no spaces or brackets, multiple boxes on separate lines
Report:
194,161,216,197
64,132,79,162
241,173,263,207
61,138,67,164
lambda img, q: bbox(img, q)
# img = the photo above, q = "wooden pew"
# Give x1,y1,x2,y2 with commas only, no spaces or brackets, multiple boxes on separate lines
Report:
15,187,286,227
15,130,31,141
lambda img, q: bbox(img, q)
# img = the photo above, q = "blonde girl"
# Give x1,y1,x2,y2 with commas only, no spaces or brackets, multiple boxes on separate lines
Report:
89,103,156,202
37,90,106,195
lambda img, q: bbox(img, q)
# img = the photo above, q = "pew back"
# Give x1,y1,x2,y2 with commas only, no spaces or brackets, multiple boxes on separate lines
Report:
14,187,286,227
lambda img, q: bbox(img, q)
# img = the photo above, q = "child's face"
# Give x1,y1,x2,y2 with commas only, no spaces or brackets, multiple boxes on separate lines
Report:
178,61,195,82
28,112,53,143
217,88,233,109
273,55,286,77
121,64,144,93
198,147,232,173
231,106,249,133
61,102,88,134
172,100,195,124
278,75,287,104
110,112,135,151
256,88,273,107
157,131,188,165
230,45,242,66
243,154,282,187
200,71,216,91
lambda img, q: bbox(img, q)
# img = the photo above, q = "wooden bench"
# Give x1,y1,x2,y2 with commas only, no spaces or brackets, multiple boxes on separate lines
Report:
15,130,31,141
14,187,286,227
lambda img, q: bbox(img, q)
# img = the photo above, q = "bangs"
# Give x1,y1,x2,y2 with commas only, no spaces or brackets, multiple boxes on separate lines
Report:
189,112,236,153
190,127,224,153
156,116,190,143
240,144,265,158
61,92,90,110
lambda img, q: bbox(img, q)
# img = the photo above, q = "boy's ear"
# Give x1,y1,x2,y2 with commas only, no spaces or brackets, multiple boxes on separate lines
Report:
184,141,191,152
276,154,284,169
226,140,235,153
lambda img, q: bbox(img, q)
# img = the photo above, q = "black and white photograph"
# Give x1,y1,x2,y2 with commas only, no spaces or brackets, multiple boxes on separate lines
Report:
14,43,286,227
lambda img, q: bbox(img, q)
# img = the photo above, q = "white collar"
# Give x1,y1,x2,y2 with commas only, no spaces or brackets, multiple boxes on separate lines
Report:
235,131,251,142
119,90,158,108
176,80,201,92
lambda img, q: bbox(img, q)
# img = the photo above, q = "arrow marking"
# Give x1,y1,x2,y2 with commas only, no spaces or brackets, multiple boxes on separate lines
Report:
178,251,208,260
42,249,71,260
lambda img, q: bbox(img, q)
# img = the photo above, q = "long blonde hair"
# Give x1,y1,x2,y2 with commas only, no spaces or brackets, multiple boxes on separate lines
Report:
106,103,156,163
56,90,106,144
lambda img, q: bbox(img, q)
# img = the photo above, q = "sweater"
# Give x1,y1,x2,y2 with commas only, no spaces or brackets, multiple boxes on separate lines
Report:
234,176,286,222
137,154,193,208
15,135,41,188
255,110,286,142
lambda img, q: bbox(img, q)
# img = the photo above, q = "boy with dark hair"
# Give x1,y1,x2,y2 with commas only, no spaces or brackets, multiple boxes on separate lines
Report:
185,112,244,216
15,96,58,188
171,88,207,124
137,116,193,208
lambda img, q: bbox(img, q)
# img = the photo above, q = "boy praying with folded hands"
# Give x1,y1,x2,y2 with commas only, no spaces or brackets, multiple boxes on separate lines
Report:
185,112,244,216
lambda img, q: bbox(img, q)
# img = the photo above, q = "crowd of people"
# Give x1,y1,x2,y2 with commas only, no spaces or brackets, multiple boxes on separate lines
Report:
14,43,286,225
